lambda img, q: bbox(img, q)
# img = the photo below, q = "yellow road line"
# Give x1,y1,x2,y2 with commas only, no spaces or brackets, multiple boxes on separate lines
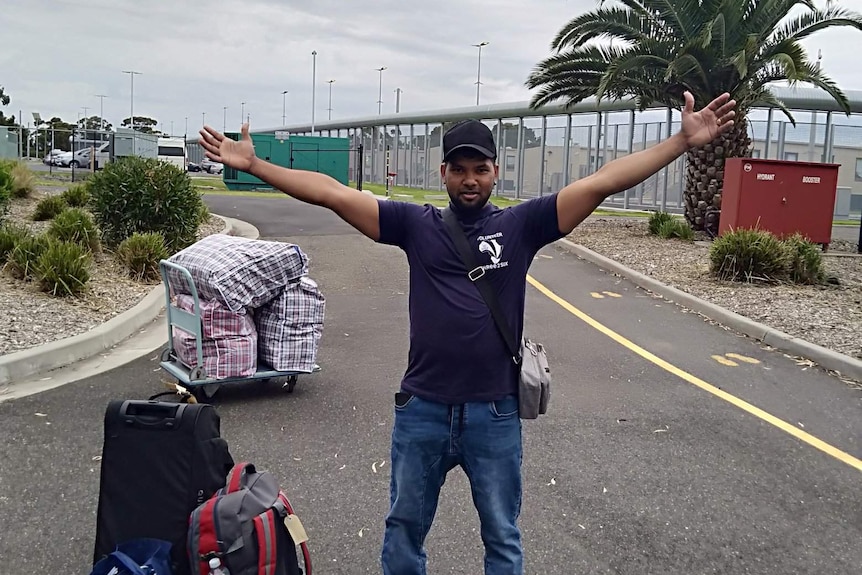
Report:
527,274,862,473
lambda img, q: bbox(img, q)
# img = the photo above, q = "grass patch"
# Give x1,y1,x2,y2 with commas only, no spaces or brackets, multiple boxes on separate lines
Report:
191,176,655,216
190,176,228,191
33,178,68,188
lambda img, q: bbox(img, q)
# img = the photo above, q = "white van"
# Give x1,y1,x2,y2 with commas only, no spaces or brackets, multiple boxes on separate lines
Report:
157,137,187,170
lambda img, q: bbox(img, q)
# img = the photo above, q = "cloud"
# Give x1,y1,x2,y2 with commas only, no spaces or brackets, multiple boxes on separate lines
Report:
1,0,860,134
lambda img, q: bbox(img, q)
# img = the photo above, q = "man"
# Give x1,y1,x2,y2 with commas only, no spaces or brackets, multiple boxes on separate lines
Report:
199,91,736,574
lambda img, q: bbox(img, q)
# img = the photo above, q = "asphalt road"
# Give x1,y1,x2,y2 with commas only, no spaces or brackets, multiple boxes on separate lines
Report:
0,193,859,575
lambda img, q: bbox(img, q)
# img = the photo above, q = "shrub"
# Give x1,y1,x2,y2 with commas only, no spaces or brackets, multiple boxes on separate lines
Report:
35,240,91,297
648,211,675,235
784,233,825,285
9,161,35,198
48,207,100,252
198,202,211,225
709,228,790,283
61,183,91,207
88,156,206,253
116,232,169,281
656,218,695,241
0,165,11,221
0,222,31,262
7,234,52,280
32,195,67,221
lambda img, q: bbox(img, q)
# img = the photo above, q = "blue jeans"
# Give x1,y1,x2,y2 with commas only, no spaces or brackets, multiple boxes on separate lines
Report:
381,392,523,575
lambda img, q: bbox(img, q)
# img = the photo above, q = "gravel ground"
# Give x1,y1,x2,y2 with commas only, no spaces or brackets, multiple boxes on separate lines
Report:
568,217,862,365
0,188,224,356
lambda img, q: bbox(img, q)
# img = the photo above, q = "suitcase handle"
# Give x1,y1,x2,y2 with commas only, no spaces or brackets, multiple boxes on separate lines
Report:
120,400,187,428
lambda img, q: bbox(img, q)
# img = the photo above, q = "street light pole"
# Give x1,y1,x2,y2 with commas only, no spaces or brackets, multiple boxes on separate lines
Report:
94,94,108,130
376,66,387,114
312,51,318,133
282,90,288,125
394,88,402,113
202,112,206,127
472,41,488,106
241,102,245,125
122,70,142,129
327,80,335,121
184,116,188,137
223,106,227,132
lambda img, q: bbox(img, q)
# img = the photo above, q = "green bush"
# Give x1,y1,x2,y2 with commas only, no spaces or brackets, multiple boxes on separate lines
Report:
35,240,91,297
7,234,52,280
9,161,35,198
709,228,790,283
116,232,169,281
784,233,825,285
48,207,100,252
60,183,91,207
648,211,675,235
32,195,67,221
656,218,695,241
198,202,211,225
0,164,11,221
88,156,206,252
0,222,31,262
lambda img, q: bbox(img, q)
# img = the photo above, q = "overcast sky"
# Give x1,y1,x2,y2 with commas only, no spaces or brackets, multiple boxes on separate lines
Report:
2,0,861,135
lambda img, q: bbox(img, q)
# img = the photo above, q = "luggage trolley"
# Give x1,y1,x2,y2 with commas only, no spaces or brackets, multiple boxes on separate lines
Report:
158,260,320,400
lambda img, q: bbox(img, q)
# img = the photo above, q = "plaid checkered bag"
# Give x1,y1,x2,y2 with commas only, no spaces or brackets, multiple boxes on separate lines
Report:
173,327,258,380
172,295,258,379
167,234,309,313
175,294,256,339
256,277,325,373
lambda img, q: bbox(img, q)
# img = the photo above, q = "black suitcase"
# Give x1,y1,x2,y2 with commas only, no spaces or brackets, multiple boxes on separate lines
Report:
93,398,234,575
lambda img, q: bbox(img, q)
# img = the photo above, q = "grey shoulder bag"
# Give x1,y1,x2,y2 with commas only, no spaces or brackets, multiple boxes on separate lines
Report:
442,207,551,419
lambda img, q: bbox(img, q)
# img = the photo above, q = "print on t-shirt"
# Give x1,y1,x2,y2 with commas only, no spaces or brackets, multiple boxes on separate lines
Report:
478,231,508,270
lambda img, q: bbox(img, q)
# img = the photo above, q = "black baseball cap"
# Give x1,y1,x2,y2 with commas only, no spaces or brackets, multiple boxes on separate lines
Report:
443,119,497,162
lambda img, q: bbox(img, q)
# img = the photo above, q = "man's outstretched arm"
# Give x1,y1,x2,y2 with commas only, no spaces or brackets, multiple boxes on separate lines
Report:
554,91,737,235
199,124,381,241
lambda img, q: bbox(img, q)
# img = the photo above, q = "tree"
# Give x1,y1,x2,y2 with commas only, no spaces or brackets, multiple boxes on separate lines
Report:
79,115,112,131
525,0,862,234
0,86,17,127
121,116,160,134
40,117,82,152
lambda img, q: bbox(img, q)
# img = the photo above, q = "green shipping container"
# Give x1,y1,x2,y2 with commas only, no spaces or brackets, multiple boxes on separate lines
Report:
222,133,350,191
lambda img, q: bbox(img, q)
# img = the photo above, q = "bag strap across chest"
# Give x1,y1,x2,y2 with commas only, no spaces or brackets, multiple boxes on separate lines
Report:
441,207,521,364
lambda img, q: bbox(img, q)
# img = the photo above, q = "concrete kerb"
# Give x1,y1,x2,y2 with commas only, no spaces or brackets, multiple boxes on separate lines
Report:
0,215,261,387
554,238,862,382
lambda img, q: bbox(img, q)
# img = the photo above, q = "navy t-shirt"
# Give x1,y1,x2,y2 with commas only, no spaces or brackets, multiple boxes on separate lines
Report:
376,194,564,404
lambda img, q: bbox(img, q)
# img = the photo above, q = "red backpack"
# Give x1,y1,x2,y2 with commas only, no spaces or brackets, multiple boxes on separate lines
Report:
187,462,311,575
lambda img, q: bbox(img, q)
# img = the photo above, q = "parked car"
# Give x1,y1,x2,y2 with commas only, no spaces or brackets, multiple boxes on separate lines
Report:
54,151,76,167
57,148,91,168
43,149,64,165
187,161,201,172
199,158,223,174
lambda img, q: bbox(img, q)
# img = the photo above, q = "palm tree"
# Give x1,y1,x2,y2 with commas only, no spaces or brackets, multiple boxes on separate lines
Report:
525,0,862,234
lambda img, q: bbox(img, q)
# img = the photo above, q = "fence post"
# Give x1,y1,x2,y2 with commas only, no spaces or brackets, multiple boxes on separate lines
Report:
357,143,364,191
385,145,391,196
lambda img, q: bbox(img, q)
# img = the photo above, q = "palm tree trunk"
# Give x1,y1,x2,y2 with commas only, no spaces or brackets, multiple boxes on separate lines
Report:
683,117,751,235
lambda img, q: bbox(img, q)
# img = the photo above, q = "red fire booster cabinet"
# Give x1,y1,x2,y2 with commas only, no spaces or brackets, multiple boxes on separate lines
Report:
718,158,840,245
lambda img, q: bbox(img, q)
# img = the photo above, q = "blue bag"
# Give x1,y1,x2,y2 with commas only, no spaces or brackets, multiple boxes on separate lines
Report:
91,539,173,575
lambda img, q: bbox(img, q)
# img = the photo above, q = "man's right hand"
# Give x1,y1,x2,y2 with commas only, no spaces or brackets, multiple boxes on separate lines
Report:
199,123,257,173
